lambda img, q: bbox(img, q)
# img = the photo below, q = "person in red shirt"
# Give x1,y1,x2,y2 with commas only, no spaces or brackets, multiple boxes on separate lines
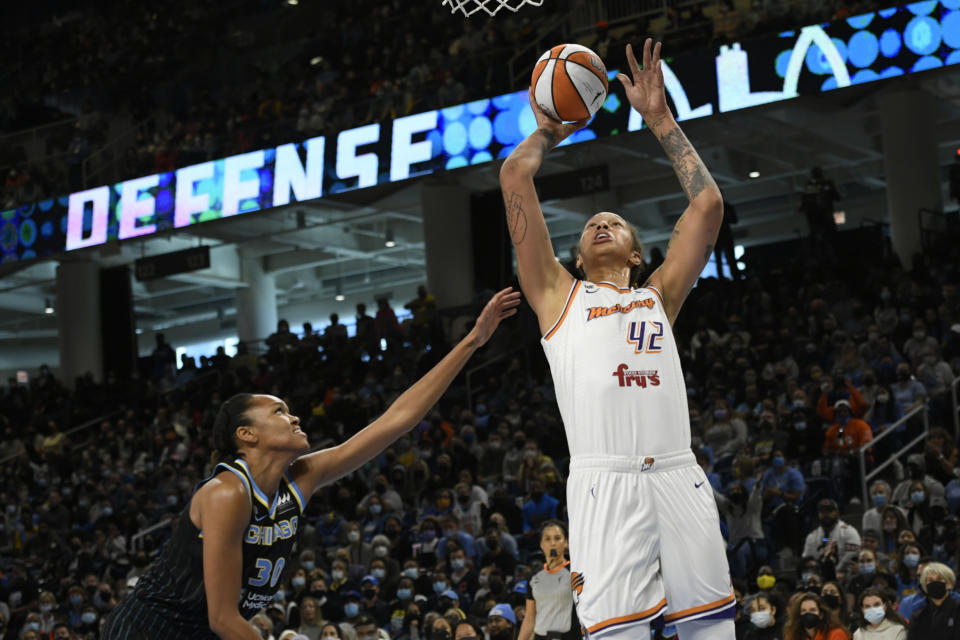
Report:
783,592,849,640
824,400,873,454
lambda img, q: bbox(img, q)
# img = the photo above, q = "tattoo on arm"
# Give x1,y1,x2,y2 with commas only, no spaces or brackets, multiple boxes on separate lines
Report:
655,124,717,203
667,213,685,251
537,128,558,155
505,192,528,245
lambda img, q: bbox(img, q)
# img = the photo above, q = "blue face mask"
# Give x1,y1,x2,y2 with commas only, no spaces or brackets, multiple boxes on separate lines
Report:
81,613,97,625
370,504,382,516
397,588,412,600
911,491,926,505
433,581,447,594
872,493,887,508
302,560,315,571
344,602,360,618
904,553,920,568
274,590,285,601
772,456,785,468
860,562,876,575
403,568,419,580
70,595,84,607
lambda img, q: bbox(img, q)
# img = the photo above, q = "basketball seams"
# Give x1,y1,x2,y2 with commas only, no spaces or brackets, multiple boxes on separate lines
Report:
564,57,609,89
531,43,607,122
560,60,590,121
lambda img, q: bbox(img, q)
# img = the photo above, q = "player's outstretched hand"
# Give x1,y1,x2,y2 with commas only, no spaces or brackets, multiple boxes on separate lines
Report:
528,88,589,145
470,287,522,348
617,39,669,123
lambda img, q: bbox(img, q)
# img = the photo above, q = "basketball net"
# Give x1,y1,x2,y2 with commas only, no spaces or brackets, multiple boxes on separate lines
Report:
441,0,542,17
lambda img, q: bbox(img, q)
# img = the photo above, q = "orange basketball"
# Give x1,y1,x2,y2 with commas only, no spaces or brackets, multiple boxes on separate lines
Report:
531,44,608,122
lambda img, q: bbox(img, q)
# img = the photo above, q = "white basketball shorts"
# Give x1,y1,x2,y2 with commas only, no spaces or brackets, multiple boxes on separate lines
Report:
566,450,735,638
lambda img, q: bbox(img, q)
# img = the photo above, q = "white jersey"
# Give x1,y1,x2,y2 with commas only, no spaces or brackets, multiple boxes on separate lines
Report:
541,280,691,458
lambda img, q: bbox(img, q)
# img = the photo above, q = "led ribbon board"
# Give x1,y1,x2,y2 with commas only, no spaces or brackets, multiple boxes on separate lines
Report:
2,1,958,263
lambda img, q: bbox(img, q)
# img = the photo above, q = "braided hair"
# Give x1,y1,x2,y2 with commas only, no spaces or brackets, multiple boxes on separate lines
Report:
211,393,255,464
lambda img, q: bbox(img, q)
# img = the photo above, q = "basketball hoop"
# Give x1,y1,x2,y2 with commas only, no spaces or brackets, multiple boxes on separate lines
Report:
441,0,543,17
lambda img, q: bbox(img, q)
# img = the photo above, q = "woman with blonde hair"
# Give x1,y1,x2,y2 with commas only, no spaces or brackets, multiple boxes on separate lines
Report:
907,562,960,639
783,592,849,640
852,587,905,640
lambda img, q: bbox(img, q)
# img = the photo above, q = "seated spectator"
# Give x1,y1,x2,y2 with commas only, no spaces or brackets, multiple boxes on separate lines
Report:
907,562,960,639
863,480,906,535
892,454,945,510
486,604,516,640
782,592,848,640
853,586,907,640
744,593,784,640
803,499,861,568
893,542,926,601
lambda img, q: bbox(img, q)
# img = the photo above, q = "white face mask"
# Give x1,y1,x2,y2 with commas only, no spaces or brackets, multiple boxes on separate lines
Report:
750,610,772,628
863,605,886,625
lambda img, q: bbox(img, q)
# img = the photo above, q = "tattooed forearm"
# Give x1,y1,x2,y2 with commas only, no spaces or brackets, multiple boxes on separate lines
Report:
537,128,558,155
505,192,528,245
667,213,685,250
653,123,717,203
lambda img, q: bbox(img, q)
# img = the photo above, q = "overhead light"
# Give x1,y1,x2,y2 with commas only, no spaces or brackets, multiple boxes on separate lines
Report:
385,228,396,248
286,0,298,5
309,55,322,66
334,283,345,301
44,298,54,315
748,170,760,179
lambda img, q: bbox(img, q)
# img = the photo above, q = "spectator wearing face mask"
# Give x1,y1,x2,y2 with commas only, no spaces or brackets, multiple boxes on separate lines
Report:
907,563,960,639
845,549,895,605
893,543,926,602
817,375,869,422
892,454,945,510
744,593,783,640
453,482,485,537
762,450,806,554
446,544,476,605
437,517,479,564
853,587,906,640
344,522,374,567
715,471,766,579
863,481,906,536
890,363,926,416
339,592,364,640
429,614,454,640
357,576,389,627
823,400,873,455
923,429,958,487
782,592,848,640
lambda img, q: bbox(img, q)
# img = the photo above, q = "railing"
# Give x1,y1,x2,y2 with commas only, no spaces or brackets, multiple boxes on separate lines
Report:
129,518,174,553
858,403,930,506
465,344,531,412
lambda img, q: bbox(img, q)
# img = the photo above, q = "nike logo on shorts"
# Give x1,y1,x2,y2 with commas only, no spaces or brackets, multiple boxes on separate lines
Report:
694,481,705,488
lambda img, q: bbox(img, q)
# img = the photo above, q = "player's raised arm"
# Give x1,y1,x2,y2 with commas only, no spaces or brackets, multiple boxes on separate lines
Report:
290,288,521,495
618,39,723,325
498,92,587,333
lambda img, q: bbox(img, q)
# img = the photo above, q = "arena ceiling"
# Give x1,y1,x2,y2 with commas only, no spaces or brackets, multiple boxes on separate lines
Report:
2,68,960,347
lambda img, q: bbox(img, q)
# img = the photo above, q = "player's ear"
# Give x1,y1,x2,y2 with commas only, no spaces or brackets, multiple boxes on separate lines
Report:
628,249,642,267
236,425,258,447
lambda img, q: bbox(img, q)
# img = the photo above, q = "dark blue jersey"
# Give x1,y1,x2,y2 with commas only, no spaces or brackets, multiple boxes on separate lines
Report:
102,459,306,638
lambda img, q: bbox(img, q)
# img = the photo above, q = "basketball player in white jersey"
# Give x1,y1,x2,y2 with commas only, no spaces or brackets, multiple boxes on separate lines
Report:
499,40,734,640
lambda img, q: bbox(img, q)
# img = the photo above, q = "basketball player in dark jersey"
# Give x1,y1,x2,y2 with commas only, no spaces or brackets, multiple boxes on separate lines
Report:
102,287,520,640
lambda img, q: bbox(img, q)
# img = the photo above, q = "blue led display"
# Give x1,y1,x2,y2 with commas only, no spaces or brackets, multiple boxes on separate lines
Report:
4,0,960,263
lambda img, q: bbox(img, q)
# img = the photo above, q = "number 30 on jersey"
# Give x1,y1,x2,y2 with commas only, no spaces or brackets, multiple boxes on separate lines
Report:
627,321,664,354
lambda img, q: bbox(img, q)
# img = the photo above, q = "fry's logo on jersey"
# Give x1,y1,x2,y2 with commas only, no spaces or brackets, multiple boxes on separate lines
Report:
612,364,660,388
586,297,654,321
